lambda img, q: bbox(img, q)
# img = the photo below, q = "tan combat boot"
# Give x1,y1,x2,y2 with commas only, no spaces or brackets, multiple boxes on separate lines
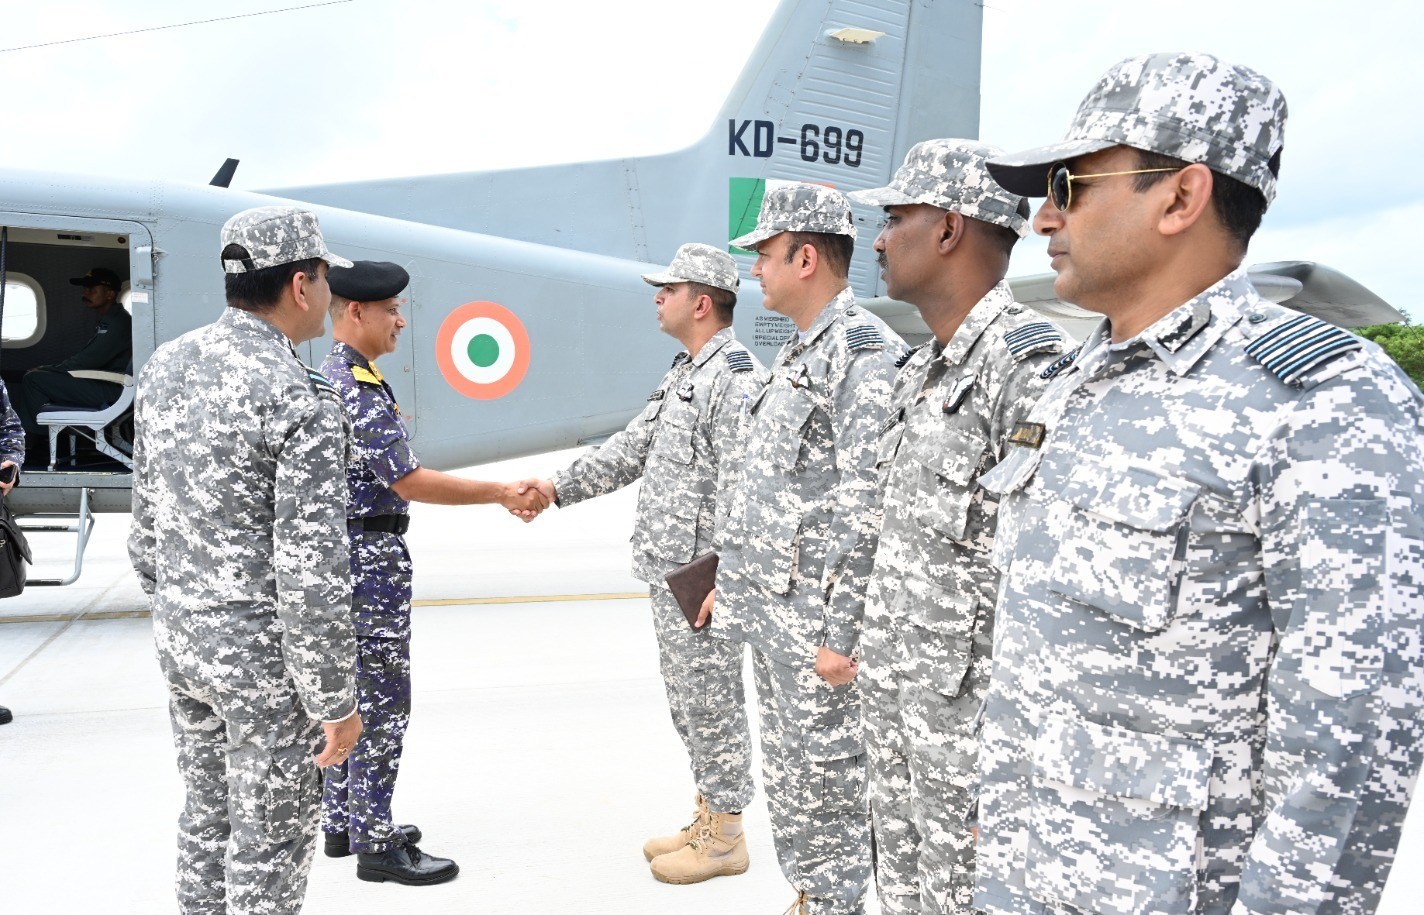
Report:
642,794,709,862
648,810,748,885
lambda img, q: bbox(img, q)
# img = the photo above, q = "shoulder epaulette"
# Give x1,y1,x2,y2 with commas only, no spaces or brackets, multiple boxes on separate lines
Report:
845,324,885,352
670,352,691,369
1003,321,1064,360
1039,350,1079,380
895,342,926,369
307,369,338,397
350,366,382,386
724,348,754,373
1244,314,1362,386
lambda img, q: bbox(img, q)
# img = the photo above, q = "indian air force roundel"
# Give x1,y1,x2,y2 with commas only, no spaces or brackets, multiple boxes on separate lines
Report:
435,301,531,400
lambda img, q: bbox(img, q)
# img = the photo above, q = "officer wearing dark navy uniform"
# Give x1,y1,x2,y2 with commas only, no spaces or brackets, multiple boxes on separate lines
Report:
319,260,546,886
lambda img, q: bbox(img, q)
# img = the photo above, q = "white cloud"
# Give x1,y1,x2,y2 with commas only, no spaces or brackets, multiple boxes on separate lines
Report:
0,0,1416,315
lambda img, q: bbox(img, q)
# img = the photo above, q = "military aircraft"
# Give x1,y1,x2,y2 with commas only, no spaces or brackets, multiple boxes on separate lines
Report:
0,0,1401,583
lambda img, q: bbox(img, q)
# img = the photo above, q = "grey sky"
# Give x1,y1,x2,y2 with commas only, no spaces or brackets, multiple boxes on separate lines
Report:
1,0,1417,316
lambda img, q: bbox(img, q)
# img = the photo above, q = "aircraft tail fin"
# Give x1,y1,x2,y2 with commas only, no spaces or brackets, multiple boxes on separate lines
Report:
270,0,984,297
710,0,984,293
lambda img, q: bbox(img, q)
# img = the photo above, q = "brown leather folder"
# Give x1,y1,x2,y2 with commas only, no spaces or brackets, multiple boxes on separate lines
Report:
665,551,718,629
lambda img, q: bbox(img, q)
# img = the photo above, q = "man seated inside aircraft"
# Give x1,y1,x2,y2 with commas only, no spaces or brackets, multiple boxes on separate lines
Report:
16,266,133,456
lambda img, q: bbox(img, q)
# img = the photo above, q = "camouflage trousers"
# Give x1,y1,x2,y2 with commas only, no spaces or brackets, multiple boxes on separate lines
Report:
752,648,871,915
899,678,978,912
860,652,924,915
163,667,323,915
650,585,754,811
322,635,412,853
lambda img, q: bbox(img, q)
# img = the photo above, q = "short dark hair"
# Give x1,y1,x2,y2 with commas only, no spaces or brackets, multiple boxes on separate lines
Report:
222,244,324,312
783,231,854,280
1131,150,1271,251
687,281,736,323
979,197,1031,258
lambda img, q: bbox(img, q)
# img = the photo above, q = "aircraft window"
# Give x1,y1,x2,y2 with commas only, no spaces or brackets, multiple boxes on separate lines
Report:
0,273,43,346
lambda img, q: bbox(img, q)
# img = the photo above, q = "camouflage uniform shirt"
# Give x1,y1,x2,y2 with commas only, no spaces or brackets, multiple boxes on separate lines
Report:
972,270,1424,915
714,287,906,666
130,307,356,722
0,381,23,465
553,326,767,583
865,281,1066,695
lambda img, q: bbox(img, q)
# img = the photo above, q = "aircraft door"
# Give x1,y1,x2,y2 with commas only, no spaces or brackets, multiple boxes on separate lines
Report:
0,212,155,372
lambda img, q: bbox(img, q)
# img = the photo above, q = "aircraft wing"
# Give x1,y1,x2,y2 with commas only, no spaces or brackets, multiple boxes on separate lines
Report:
862,261,1405,344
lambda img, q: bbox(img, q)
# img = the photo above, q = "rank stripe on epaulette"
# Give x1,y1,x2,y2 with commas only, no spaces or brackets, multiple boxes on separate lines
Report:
1039,350,1078,380
846,325,885,351
1004,322,1062,356
724,350,754,372
1244,315,1362,384
894,342,925,369
307,370,338,395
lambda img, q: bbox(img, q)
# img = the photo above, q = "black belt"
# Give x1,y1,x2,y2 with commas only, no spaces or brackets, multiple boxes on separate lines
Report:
355,514,409,535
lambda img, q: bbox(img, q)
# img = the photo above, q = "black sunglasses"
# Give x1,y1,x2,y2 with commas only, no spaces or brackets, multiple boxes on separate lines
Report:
1047,162,1184,211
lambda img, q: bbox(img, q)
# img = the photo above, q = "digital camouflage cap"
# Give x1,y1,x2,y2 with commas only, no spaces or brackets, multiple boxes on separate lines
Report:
987,52,1287,208
642,243,740,292
730,183,857,250
848,139,1028,238
220,205,353,274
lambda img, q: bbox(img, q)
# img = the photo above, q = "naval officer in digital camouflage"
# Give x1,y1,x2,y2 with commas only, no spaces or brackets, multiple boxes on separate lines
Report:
129,205,362,915
518,243,767,884
700,184,906,915
319,259,547,886
845,140,1066,915
970,52,1424,915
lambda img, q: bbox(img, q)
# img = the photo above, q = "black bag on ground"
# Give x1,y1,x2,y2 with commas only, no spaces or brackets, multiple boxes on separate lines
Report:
0,498,32,598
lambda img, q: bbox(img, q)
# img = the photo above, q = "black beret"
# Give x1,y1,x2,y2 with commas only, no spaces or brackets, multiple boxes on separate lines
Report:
328,260,409,302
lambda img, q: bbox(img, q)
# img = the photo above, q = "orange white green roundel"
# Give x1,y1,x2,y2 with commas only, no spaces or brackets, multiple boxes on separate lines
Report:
435,301,531,400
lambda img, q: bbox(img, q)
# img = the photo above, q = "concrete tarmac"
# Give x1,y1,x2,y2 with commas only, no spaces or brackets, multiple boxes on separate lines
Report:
1,447,1420,914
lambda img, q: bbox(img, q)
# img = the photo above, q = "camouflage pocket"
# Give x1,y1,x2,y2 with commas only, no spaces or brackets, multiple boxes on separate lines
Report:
817,752,867,813
764,388,817,471
227,741,321,846
634,495,705,564
913,429,985,542
736,497,802,594
1025,713,1210,915
1048,465,1198,631
651,408,696,465
896,580,976,698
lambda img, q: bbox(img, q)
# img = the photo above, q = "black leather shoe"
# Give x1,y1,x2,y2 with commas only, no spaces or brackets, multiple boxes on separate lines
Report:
356,844,459,885
0,707,11,725
325,824,422,858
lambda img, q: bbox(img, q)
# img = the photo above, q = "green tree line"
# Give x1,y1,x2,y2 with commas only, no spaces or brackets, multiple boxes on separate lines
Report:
1355,324,1424,388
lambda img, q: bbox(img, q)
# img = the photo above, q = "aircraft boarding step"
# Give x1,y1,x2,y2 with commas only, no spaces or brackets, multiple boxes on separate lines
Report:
18,486,96,586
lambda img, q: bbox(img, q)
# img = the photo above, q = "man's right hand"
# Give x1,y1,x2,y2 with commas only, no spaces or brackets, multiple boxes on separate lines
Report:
502,480,551,521
315,713,363,768
513,478,557,520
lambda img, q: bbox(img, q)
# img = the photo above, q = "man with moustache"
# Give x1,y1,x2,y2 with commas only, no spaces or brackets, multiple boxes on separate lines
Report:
846,140,1067,914
521,243,767,885
130,206,361,915
701,184,906,915
318,260,547,885
973,52,1424,914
